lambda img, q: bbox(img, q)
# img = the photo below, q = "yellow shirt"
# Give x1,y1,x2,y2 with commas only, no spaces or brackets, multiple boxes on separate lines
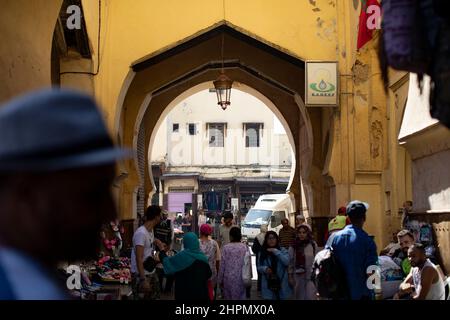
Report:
328,215,347,233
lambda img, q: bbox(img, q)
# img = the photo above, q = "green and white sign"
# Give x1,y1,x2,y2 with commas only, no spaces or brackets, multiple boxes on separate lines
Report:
305,61,338,106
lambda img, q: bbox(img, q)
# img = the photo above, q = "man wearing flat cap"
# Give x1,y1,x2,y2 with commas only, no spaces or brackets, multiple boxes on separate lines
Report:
0,89,130,299
329,200,378,300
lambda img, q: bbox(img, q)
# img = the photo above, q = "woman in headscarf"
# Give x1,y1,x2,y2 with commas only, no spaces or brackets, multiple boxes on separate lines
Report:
258,231,292,300
159,232,212,301
293,224,317,300
218,227,251,300
199,224,220,299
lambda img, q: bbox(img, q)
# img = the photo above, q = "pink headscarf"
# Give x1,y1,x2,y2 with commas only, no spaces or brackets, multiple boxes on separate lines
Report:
200,223,213,236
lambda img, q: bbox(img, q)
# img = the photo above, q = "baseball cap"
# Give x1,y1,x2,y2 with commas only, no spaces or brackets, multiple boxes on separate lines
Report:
346,200,369,217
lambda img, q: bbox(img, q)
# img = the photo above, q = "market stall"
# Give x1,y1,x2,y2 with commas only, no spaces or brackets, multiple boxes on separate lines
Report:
65,256,132,300
377,217,444,299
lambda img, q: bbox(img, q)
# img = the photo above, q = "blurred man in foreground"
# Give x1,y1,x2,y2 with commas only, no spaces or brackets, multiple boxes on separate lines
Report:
0,89,129,299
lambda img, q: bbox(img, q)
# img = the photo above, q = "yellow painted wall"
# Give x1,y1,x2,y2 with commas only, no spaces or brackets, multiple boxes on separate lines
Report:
80,0,389,235
325,0,361,208
386,70,411,236
80,0,338,131
81,0,100,71
0,0,62,103
351,183,384,250
0,0,405,248
60,51,95,95
225,0,337,61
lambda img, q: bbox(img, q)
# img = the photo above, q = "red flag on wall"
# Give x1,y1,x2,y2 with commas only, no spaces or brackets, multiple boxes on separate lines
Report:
357,0,381,50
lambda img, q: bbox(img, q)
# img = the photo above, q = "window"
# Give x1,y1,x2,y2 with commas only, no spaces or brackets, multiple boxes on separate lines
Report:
244,209,272,224
208,123,225,147
245,123,262,147
172,123,179,133
188,123,196,135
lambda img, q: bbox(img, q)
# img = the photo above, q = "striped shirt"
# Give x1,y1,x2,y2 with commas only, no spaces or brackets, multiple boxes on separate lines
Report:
279,226,296,248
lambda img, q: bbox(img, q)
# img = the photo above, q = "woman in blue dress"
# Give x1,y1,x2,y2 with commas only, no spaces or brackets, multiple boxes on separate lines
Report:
257,231,293,300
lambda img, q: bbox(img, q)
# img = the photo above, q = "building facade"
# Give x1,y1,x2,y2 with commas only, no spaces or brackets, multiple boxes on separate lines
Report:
150,89,293,217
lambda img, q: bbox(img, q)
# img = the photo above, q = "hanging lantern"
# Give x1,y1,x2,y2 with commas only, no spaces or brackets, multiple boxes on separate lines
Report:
213,72,233,110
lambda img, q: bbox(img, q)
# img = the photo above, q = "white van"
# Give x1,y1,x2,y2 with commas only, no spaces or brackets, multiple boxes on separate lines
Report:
241,194,295,243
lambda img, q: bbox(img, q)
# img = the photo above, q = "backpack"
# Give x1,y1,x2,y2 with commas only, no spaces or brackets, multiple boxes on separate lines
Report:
154,219,172,246
419,223,433,245
311,248,348,300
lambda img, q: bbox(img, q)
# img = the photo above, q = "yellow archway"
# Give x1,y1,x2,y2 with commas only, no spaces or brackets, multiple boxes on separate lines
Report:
114,23,333,227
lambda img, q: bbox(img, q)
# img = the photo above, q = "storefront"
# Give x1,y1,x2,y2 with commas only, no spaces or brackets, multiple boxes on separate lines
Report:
167,190,194,213
199,180,234,214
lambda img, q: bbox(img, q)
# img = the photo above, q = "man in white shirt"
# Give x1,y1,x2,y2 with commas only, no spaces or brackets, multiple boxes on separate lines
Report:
131,205,165,300
395,243,445,300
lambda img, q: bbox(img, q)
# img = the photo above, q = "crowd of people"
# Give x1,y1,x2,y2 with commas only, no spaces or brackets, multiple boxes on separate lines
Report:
131,200,447,301
0,89,446,301
0,86,446,301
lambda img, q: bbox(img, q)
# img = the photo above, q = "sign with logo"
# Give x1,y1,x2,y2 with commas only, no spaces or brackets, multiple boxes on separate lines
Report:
305,61,338,106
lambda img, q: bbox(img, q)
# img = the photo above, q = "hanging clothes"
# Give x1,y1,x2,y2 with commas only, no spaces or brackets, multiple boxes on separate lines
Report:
379,0,450,128
430,10,450,128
